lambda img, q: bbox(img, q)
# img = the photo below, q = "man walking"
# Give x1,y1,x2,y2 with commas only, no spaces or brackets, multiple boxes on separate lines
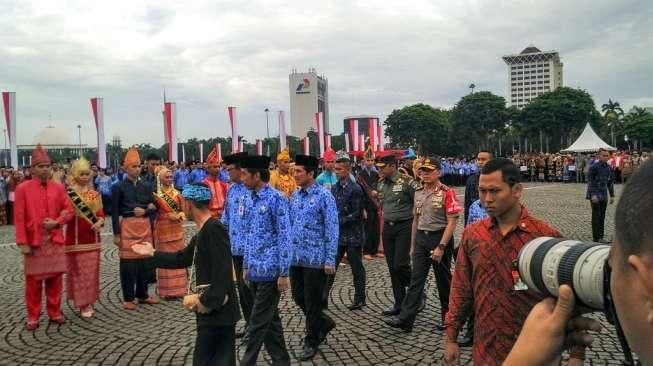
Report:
374,154,418,316
356,147,381,259
289,154,339,361
384,158,460,332
586,148,615,243
240,155,292,366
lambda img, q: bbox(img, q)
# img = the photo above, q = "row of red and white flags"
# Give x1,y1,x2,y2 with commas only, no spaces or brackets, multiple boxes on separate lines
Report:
1,92,384,167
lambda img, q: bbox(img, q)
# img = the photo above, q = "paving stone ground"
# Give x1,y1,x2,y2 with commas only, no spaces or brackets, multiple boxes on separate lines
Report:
0,183,632,365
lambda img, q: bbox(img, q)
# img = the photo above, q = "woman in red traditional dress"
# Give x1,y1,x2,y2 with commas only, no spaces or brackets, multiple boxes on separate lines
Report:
65,157,105,318
153,166,187,298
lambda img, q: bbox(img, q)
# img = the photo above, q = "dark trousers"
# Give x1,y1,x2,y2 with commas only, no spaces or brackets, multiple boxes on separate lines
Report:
363,205,380,255
6,201,12,225
194,325,236,366
324,245,367,306
240,281,289,366
233,256,254,322
399,230,452,324
383,219,412,310
290,266,334,348
101,195,111,216
591,200,608,242
119,258,149,302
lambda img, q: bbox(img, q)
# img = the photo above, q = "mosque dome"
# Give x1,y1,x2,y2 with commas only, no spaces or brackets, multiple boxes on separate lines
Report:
32,125,72,146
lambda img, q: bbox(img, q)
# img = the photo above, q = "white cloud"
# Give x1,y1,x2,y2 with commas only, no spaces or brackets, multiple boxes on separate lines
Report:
0,0,650,147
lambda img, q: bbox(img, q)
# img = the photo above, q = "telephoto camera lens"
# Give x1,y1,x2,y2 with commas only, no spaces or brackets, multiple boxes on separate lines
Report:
517,237,611,310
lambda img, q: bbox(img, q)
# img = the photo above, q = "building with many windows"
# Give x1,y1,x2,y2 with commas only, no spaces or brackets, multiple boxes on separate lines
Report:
289,68,329,137
502,45,563,108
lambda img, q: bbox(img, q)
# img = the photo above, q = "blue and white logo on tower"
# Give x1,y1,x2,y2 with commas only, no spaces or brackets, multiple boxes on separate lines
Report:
296,78,311,94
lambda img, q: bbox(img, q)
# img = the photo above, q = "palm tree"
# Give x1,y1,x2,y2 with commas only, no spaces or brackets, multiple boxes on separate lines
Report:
601,99,624,146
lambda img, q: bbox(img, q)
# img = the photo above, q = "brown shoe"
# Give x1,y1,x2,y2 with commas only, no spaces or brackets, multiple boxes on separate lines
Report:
139,297,160,305
363,255,373,261
122,302,137,310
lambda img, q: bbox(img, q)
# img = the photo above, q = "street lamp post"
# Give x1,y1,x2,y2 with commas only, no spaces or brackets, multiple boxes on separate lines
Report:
469,83,476,94
264,108,270,156
77,124,82,157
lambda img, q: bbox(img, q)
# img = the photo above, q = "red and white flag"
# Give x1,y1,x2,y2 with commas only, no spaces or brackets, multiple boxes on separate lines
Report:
344,133,350,152
239,141,244,153
182,144,186,164
164,102,178,162
325,134,331,150
315,112,325,157
359,134,365,153
303,137,310,155
278,110,286,151
256,139,263,155
2,92,17,167
199,143,204,163
228,106,239,152
377,119,384,151
90,98,107,168
349,119,359,151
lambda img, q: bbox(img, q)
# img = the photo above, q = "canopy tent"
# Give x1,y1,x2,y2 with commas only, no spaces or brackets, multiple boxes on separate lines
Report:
561,123,616,153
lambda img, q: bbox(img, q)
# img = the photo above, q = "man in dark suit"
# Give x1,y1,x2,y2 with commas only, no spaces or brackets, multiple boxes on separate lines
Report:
356,147,381,259
133,183,241,366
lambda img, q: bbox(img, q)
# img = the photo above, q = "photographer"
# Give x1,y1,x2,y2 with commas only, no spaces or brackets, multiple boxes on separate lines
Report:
504,159,653,366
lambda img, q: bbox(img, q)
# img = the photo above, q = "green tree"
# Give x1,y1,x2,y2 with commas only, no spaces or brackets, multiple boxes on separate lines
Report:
601,99,625,146
384,103,451,155
515,87,601,152
450,91,508,155
623,106,653,148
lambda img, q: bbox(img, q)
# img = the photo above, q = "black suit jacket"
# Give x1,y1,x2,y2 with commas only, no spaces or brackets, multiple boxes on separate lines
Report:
149,218,241,328
357,168,380,210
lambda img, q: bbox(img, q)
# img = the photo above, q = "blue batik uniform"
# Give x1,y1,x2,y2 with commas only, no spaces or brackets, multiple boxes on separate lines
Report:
466,199,488,226
188,168,208,184
219,168,229,183
289,183,339,268
173,169,189,190
243,184,292,282
221,182,251,257
316,170,338,191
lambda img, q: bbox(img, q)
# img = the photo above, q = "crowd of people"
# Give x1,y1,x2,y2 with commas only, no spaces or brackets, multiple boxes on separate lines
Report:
10,141,653,365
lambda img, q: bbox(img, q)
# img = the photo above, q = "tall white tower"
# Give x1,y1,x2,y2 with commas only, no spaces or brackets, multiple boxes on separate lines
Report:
502,45,563,108
289,68,329,137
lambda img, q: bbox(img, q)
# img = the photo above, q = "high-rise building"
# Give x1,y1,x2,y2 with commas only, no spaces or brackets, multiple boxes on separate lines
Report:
502,45,563,108
289,68,329,137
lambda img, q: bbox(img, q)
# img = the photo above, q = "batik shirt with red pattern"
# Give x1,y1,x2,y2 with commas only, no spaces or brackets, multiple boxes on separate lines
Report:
445,205,562,365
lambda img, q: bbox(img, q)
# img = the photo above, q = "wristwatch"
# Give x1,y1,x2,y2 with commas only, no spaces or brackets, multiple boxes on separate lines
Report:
437,243,447,251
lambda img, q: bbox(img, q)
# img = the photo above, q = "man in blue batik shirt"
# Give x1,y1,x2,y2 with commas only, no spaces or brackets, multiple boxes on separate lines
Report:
239,154,292,366
289,154,339,362
188,161,208,184
220,152,253,339
172,163,189,191
586,148,615,243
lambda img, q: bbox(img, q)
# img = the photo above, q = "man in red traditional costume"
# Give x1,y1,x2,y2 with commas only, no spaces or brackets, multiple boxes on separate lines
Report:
153,166,187,298
65,157,105,318
203,145,228,219
111,146,160,310
14,144,74,331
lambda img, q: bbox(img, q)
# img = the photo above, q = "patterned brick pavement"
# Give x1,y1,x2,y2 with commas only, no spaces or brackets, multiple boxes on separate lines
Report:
0,183,631,365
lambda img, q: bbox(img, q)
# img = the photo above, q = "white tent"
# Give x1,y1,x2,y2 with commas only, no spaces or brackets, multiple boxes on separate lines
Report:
561,123,616,153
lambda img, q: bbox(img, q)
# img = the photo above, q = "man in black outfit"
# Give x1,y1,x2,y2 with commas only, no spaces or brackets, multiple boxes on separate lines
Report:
357,147,381,258
133,183,241,366
586,149,615,243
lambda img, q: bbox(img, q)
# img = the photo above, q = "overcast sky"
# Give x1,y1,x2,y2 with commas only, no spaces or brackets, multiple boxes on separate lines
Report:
1,0,651,147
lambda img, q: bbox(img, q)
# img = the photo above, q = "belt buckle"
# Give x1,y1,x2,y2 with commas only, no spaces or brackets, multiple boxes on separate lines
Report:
388,221,395,226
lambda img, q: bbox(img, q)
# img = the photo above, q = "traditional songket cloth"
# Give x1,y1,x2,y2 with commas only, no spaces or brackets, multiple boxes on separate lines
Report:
153,167,187,298
65,158,105,311
14,145,74,326
270,148,298,199
111,146,156,303
203,145,227,218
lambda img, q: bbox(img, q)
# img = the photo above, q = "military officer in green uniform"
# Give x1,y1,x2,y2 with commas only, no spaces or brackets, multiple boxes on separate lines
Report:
373,154,420,316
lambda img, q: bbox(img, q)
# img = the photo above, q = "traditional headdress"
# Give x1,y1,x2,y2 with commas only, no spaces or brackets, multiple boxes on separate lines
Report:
122,146,141,167
67,157,91,186
154,165,171,193
182,183,212,203
322,149,336,162
206,144,222,165
277,148,291,163
363,145,375,160
335,150,350,163
30,144,51,167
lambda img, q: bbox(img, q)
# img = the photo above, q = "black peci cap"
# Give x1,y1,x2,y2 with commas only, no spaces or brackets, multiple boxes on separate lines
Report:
223,152,249,165
240,155,270,170
294,154,319,169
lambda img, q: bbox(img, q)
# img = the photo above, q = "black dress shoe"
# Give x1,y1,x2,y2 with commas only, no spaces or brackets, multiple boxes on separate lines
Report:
384,316,413,332
347,300,366,311
382,307,400,316
435,323,446,331
318,319,336,344
457,334,473,347
417,295,426,313
298,345,319,361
